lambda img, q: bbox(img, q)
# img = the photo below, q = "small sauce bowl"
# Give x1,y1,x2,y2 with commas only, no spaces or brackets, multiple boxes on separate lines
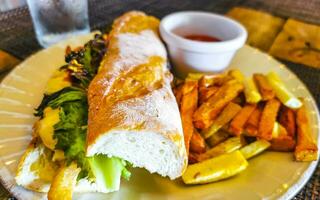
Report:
160,11,247,77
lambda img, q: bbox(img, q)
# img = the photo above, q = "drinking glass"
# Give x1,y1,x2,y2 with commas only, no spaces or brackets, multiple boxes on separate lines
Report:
27,0,90,47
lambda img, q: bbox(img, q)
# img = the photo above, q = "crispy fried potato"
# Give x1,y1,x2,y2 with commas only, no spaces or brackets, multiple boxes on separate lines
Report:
229,104,257,136
190,130,206,154
243,77,262,103
188,152,201,164
187,73,205,80
258,99,281,140
240,140,270,159
48,163,80,200
279,106,296,138
295,103,318,161
270,135,296,152
199,74,233,87
202,102,242,138
182,151,248,185
193,81,244,129
199,86,219,104
198,137,244,161
228,69,245,82
207,130,230,147
228,70,261,103
180,80,198,155
246,106,262,127
173,84,183,107
244,106,262,136
253,73,275,100
244,125,258,137
266,72,302,109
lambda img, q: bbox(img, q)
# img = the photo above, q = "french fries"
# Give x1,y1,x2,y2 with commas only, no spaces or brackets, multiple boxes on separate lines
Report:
228,69,245,82
182,151,248,184
266,72,302,109
188,152,201,164
253,73,275,100
173,84,183,106
173,70,318,186
279,106,296,138
258,99,281,140
244,106,262,137
180,80,198,155
190,130,206,154
48,163,80,200
198,137,244,161
295,103,318,161
207,130,230,147
240,140,270,159
229,70,262,103
193,81,244,129
270,136,296,152
187,73,205,80
199,73,233,87
202,102,242,138
246,106,262,128
199,86,219,104
229,104,257,136
243,77,262,104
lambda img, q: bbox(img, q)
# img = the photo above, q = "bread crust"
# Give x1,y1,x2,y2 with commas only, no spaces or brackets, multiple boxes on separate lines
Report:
86,11,187,171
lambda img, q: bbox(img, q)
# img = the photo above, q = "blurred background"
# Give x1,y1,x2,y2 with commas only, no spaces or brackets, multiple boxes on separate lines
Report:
0,0,26,12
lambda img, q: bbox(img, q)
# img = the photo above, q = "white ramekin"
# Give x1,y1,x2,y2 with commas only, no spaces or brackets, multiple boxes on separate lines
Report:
160,11,247,77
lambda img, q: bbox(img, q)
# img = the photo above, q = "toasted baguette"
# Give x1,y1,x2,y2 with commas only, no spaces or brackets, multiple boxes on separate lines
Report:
86,11,187,179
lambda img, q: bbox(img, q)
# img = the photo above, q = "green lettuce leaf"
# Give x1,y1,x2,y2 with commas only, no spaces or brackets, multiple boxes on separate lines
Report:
35,87,86,117
88,155,131,192
53,99,90,179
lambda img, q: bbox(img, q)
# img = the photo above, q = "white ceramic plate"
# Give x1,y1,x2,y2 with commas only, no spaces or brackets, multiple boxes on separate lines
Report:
0,34,319,200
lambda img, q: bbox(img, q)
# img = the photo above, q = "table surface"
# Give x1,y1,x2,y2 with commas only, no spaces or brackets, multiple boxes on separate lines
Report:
0,0,319,199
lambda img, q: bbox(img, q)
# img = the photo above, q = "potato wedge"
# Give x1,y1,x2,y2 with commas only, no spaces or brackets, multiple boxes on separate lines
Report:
199,73,233,87
228,70,261,103
207,130,230,147
246,106,262,127
198,137,244,161
258,99,281,140
279,106,296,138
228,69,245,82
266,72,302,109
193,81,244,129
244,125,258,137
182,151,248,184
199,86,219,104
244,106,262,137
253,73,275,101
240,140,270,159
295,103,318,161
173,84,183,107
190,130,206,154
244,77,262,103
187,73,205,80
180,80,198,155
202,102,242,138
229,104,257,136
270,135,296,152
48,163,80,200
188,152,201,164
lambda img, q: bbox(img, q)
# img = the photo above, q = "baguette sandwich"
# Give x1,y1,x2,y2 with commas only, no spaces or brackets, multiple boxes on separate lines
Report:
86,11,187,179
15,11,187,199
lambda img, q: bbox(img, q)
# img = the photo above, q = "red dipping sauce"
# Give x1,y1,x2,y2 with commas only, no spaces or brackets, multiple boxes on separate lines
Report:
184,34,221,42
